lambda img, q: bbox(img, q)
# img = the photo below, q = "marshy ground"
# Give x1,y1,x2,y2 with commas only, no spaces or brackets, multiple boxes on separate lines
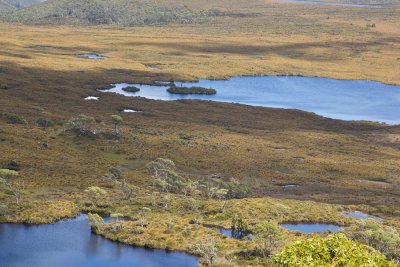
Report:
0,0,400,266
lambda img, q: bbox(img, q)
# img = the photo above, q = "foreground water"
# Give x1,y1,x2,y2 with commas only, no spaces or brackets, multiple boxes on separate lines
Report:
100,76,400,124
0,214,198,267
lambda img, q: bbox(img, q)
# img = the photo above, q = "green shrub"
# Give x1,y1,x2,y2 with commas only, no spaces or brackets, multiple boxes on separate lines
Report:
345,220,400,264
122,86,140,93
147,158,188,193
65,114,98,137
87,213,104,231
252,220,283,258
6,113,27,124
190,238,218,266
231,215,250,239
273,233,396,267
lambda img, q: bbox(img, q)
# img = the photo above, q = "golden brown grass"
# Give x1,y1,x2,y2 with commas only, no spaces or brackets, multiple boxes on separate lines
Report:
0,0,399,84
0,1,400,265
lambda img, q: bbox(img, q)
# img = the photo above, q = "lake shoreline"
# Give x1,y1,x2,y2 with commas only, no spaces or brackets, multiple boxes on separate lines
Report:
97,75,400,125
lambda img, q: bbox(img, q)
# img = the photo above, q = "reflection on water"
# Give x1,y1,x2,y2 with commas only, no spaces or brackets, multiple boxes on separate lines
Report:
0,214,198,267
98,76,400,124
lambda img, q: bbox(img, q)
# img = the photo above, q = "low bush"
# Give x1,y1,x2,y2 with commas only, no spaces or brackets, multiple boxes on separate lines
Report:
6,113,27,124
64,114,98,137
122,86,140,93
345,220,400,264
273,233,396,267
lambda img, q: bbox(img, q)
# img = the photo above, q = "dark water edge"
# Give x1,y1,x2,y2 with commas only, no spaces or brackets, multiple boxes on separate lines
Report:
0,214,198,267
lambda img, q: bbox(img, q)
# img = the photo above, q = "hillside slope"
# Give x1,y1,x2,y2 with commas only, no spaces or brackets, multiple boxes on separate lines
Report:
0,0,234,25
0,0,43,10
0,1,14,11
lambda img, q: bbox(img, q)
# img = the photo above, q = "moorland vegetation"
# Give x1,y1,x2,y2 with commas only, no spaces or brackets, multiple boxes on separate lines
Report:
0,0,399,266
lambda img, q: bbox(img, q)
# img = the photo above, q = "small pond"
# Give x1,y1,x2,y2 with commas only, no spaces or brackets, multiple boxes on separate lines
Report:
78,54,107,60
0,214,198,267
280,184,299,188
216,228,233,238
212,227,250,240
99,76,400,124
343,211,383,222
280,223,341,233
277,0,383,8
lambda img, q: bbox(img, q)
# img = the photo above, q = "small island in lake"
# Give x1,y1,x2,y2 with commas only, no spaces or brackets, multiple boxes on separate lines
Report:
167,86,217,95
122,86,140,93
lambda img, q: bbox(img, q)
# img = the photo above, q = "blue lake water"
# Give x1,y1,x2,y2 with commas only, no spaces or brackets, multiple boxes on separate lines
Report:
0,214,198,267
99,76,400,124
280,223,341,233
277,0,383,8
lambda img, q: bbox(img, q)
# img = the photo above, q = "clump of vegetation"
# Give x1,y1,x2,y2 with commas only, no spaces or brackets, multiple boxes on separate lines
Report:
252,220,283,258
147,158,189,193
6,160,20,171
273,233,396,267
65,114,98,137
225,178,250,199
85,186,107,206
115,179,137,200
190,237,218,266
34,107,53,128
5,200,79,224
0,169,20,204
87,212,104,232
167,85,217,95
345,220,400,264
105,166,123,179
6,113,27,124
122,86,140,93
111,114,123,136
231,214,250,239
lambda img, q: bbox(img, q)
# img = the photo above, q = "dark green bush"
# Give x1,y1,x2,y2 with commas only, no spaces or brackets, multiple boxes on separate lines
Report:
36,117,54,128
122,86,140,93
6,113,27,124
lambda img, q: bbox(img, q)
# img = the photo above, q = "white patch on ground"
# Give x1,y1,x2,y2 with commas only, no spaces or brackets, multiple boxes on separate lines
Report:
84,96,99,100
123,109,141,113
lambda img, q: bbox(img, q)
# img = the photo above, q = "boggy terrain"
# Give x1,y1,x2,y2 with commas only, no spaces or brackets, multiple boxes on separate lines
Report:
1,61,400,265
1,0,400,266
